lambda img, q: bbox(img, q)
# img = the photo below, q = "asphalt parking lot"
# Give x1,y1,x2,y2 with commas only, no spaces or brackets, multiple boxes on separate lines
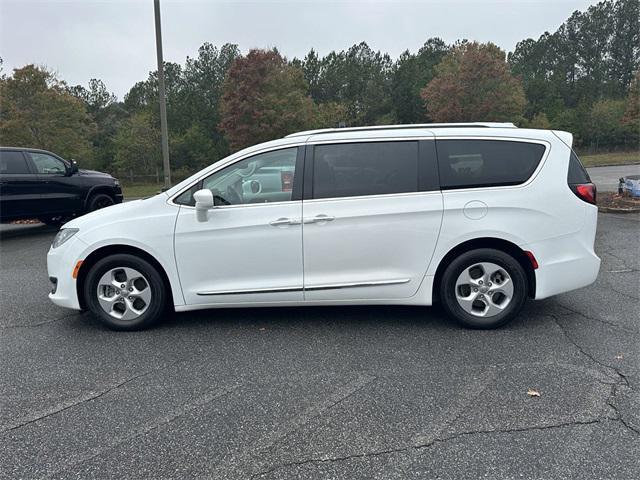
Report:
0,213,638,479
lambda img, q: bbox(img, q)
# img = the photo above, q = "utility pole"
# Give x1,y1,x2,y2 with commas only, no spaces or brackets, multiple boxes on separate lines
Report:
154,0,171,188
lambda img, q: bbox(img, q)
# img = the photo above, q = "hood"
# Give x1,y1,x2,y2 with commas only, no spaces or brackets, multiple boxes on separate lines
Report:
63,192,171,233
77,168,114,178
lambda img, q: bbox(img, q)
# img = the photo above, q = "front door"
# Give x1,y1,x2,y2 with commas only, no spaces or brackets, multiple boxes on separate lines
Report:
27,152,82,215
174,146,304,305
302,140,443,300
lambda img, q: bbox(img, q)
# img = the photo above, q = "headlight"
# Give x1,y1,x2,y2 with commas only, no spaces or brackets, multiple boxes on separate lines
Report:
113,179,120,187
52,228,79,248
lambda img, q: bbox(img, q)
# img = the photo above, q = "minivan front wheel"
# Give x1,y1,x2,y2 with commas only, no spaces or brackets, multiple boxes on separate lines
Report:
84,254,166,330
440,248,527,329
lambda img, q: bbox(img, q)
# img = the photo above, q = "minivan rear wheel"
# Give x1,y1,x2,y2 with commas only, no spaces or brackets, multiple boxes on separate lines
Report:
84,254,166,331
440,248,527,329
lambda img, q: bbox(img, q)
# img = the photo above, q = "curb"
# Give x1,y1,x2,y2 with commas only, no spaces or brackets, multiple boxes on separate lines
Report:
585,162,640,168
598,206,640,214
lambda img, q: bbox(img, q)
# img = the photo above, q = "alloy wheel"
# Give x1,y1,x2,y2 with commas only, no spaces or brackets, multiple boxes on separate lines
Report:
454,262,513,317
96,267,152,321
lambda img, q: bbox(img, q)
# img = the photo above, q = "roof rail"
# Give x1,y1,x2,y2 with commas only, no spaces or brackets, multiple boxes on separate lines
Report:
285,122,517,138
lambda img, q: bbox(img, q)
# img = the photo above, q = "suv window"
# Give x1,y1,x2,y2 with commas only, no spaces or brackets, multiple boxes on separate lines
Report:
175,147,298,206
0,151,30,174
29,152,67,175
312,141,418,199
436,140,546,189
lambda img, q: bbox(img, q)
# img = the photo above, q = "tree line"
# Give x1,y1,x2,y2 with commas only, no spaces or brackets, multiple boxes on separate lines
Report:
0,0,638,181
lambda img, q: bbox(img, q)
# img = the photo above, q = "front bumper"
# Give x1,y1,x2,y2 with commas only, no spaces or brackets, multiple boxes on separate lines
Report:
47,235,87,310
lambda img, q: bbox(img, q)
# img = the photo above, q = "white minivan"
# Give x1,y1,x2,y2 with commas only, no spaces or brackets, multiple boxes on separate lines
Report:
47,123,600,330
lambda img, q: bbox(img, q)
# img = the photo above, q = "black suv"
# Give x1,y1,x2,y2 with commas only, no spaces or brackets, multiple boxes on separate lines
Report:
0,147,123,225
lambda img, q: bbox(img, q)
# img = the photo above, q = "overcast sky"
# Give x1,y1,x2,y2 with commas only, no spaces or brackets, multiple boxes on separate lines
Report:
1,0,596,99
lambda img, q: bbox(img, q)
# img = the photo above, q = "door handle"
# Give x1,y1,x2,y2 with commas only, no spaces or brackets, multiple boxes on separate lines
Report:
303,214,336,224
269,217,301,227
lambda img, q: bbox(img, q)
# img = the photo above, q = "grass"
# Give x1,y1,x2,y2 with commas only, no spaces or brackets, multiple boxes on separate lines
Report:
121,183,164,199
580,151,640,168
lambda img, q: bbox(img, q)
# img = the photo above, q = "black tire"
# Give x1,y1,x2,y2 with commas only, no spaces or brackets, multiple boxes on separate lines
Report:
440,248,528,329
87,193,115,212
84,254,166,331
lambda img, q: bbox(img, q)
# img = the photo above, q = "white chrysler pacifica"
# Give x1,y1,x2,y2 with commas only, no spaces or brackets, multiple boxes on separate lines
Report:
47,123,600,330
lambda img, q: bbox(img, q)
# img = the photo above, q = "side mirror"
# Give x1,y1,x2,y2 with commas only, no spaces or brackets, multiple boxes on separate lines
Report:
194,189,214,222
67,159,79,176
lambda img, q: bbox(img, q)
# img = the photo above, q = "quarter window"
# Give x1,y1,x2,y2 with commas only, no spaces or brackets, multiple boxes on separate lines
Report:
312,141,418,199
29,153,67,175
175,147,298,206
436,140,546,189
0,151,30,174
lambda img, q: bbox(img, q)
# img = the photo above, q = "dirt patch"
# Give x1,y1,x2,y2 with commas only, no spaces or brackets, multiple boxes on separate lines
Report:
598,192,640,213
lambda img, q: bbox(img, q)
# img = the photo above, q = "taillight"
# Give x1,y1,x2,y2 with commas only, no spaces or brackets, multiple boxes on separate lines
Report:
281,171,293,192
569,183,596,205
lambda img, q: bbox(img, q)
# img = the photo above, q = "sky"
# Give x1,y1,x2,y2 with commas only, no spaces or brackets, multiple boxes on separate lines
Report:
0,0,597,100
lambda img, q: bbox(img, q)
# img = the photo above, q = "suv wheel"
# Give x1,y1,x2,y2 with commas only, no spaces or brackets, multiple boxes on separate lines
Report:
87,193,114,212
440,248,527,329
84,254,166,330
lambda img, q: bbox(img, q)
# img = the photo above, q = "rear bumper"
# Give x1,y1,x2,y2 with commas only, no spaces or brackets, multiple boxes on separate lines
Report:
524,208,600,300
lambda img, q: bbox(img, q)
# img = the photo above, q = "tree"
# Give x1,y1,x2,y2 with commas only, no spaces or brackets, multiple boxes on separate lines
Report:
299,42,393,126
112,111,161,175
391,38,449,123
69,79,127,170
622,72,640,129
421,42,526,122
586,99,629,149
0,65,95,160
220,49,316,150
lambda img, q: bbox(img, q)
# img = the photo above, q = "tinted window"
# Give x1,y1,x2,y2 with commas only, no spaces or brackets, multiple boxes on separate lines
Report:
0,151,30,174
567,151,591,184
436,140,546,189
29,152,67,175
175,147,298,206
312,141,418,199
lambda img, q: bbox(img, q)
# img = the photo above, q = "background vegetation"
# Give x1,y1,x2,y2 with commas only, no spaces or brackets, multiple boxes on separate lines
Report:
0,0,638,188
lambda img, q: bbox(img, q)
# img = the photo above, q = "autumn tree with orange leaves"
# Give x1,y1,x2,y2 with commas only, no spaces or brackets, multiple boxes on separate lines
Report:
421,42,526,123
220,49,317,151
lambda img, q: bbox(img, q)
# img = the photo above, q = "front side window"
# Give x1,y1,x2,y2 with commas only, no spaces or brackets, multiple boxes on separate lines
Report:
312,141,418,199
175,147,298,206
0,151,30,174
436,140,546,189
29,153,67,175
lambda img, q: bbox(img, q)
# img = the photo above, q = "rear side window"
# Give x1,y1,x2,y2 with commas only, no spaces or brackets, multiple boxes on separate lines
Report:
436,140,546,189
0,151,30,174
312,141,418,199
567,151,591,184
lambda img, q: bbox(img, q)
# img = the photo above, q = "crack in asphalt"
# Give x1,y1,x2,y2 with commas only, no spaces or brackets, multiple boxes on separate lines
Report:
250,419,604,478
208,374,377,478
554,301,639,335
0,311,84,329
548,312,638,437
45,384,240,479
1,358,186,433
